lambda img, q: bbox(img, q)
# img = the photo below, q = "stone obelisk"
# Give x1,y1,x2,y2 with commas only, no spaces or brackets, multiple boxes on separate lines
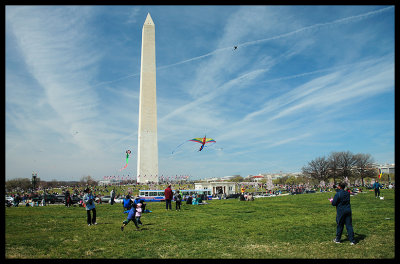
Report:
137,13,158,184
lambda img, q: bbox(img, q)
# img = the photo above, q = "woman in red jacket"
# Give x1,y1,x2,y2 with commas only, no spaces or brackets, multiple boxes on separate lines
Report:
164,185,173,210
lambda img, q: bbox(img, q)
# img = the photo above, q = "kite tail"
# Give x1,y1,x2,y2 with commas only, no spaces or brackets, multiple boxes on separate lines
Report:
119,163,128,171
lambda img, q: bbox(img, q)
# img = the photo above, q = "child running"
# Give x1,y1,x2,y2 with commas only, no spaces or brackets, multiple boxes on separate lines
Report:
121,203,140,231
135,203,143,226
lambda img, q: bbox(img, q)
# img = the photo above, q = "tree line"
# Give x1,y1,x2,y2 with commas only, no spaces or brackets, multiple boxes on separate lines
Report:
301,151,387,186
5,175,98,193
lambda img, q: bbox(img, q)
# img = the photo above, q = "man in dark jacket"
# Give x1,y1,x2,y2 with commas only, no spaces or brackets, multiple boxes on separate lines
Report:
164,185,173,210
331,182,356,245
65,190,71,207
372,180,382,198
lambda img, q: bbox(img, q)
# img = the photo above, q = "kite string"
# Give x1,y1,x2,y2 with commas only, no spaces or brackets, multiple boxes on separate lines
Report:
90,6,393,89
171,140,189,154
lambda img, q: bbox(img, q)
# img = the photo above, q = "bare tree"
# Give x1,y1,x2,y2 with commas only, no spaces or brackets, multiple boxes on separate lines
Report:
353,153,377,186
5,178,32,192
336,151,357,183
302,156,330,184
80,175,97,186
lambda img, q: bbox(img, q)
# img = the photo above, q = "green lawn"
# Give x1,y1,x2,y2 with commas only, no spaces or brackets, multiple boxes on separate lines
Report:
5,189,395,259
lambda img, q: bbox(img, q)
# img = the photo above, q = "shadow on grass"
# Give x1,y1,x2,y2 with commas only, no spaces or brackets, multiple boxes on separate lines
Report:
354,233,366,243
343,233,366,243
94,222,114,225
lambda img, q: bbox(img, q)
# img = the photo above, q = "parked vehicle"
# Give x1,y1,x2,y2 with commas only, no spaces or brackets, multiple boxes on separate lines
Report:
31,194,57,204
5,196,14,206
54,195,65,203
70,195,82,204
31,195,43,203
101,195,111,203
114,197,124,203
44,194,57,204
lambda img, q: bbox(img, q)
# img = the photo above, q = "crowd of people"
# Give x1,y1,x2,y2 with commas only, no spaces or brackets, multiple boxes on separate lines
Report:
6,180,395,208
6,178,393,245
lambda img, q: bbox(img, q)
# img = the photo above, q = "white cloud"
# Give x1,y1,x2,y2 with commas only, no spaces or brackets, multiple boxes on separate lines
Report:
7,6,104,154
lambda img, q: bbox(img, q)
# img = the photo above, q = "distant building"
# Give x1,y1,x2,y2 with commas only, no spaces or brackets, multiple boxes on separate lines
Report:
220,175,236,181
249,175,265,182
98,179,120,186
378,164,395,174
243,172,303,182
194,182,237,195
202,177,220,182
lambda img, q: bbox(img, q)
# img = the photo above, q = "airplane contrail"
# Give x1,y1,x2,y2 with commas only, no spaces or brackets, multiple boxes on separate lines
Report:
93,6,393,88
239,6,393,48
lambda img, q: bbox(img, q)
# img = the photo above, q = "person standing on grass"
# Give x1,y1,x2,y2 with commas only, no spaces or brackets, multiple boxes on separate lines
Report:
330,182,356,245
83,188,97,226
164,185,173,210
174,190,182,211
135,203,143,226
373,180,382,198
65,190,71,207
110,188,115,205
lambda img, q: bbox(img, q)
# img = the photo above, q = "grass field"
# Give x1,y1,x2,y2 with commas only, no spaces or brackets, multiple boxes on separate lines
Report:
5,189,395,259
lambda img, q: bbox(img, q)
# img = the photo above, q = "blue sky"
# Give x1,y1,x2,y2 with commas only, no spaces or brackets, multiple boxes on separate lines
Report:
5,5,395,181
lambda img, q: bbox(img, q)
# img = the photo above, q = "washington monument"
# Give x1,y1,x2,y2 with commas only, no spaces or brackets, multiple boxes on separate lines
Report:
137,13,158,184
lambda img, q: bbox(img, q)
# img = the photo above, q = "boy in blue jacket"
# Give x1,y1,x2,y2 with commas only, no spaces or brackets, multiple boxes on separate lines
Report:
330,182,356,245
121,203,139,231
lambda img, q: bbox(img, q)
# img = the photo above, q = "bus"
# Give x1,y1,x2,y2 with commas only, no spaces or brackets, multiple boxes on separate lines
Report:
139,189,212,202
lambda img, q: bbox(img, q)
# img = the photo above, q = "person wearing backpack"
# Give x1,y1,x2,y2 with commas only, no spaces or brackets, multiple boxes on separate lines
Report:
123,195,133,211
174,190,182,211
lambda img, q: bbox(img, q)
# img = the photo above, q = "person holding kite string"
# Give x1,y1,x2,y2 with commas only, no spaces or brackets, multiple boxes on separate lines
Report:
330,182,356,245
373,180,382,198
83,188,97,226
